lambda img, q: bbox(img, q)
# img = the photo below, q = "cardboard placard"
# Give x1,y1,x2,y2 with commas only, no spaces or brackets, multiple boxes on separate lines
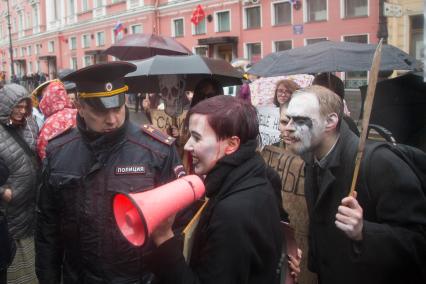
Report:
260,145,317,284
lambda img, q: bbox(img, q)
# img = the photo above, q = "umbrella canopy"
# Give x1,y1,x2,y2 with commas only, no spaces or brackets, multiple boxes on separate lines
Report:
125,55,243,93
249,41,422,77
359,72,426,150
103,33,192,60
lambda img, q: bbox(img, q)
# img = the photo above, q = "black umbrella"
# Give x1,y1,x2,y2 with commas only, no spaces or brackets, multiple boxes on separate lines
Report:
359,72,426,150
125,55,243,93
249,41,422,77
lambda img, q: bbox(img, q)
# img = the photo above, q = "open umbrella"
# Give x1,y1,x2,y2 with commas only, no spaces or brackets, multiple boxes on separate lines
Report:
359,72,426,150
104,33,192,60
249,41,422,77
125,55,243,93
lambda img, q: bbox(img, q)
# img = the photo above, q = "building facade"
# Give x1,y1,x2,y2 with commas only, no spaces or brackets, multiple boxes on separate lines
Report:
0,0,379,87
386,0,424,64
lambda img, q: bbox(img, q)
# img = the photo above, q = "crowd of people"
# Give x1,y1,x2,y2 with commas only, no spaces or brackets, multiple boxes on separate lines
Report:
0,60,425,284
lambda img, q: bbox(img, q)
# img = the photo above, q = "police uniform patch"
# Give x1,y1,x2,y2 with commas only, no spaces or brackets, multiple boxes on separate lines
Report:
141,124,176,146
115,165,145,175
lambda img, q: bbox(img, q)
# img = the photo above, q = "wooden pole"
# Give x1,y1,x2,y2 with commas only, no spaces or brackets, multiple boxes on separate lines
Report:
348,39,383,197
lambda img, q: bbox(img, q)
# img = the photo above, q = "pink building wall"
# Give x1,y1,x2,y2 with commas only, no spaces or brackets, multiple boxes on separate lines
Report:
0,0,379,81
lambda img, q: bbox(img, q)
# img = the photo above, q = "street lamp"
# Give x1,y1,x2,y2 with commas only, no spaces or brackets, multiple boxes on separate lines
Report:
5,0,15,79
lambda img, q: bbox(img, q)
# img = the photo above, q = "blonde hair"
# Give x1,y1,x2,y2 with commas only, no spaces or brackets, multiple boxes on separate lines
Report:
295,85,344,127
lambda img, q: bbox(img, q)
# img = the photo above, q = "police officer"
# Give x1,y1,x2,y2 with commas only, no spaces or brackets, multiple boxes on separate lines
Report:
35,62,184,284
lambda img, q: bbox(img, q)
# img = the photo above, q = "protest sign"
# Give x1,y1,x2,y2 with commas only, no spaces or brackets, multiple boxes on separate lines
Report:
260,145,317,284
257,106,281,149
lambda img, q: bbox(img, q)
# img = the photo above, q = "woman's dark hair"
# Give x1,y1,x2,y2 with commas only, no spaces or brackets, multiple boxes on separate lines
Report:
190,78,224,108
273,79,301,107
187,95,259,144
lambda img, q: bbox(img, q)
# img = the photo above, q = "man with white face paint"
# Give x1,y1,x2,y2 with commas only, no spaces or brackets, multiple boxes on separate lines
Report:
282,85,426,284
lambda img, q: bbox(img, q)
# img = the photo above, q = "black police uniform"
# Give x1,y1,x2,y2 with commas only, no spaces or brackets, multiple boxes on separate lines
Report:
35,62,185,284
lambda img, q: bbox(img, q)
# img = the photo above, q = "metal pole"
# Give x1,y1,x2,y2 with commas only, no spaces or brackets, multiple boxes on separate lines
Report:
6,0,15,79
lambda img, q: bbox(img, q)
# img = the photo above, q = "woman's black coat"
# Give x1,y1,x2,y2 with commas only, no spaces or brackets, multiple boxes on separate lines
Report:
150,140,283,284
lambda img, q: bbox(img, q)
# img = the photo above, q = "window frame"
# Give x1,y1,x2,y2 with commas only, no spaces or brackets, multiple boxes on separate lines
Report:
341,0,369,19
215,10,231,33
272,39,293,52
243,5,262,30
271,1,293,26
303,0,328,23
69,36,77,50
95,31,105,47
171,17,184,37
244,42,262,62
192,18,207,35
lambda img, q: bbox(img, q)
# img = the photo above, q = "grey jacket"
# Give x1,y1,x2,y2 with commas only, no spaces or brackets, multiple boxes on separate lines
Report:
0,83,39,239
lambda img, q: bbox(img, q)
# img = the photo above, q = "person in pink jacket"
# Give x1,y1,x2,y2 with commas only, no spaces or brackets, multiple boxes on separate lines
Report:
37,80,77,160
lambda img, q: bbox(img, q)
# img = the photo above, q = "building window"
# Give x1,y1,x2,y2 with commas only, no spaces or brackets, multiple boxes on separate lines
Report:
409,15,424,61
194,46,208,56
71,57,78,69
344,0,367,18
274,40,292,52
18,12,24,37
245,6,261,29
127,0,142,9
273,1,291,26
26,13,31,30
28,62,32,73
83,55,93,67
81,0,89,11
193,18,206,35
246,42,262,62
96,31,105,46
27,46,32,56
130,24,142,34
216,11,230,32
48,41,55,52
306,0,327,22
21,47,26,57
344,34,368,89
306,37,327,45
35,44,42,55
82,34,90,48
32,4,40,32
69,36,77,50
69,0,76,14
94,0,104,8
172,18,184,37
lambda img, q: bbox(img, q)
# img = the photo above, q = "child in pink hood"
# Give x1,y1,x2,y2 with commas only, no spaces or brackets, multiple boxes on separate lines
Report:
37,80,77,160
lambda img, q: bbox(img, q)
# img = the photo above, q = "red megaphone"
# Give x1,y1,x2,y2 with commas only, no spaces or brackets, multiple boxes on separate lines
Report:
113,175,205,247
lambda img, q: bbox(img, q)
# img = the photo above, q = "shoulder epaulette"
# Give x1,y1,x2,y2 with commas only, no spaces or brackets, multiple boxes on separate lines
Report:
141,124,175,146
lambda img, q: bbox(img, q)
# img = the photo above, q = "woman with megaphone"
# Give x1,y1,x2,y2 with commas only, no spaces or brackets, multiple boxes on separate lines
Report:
147,95,300,284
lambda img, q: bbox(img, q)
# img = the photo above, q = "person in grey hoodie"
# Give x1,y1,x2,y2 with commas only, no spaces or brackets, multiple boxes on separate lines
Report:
0,84,39,284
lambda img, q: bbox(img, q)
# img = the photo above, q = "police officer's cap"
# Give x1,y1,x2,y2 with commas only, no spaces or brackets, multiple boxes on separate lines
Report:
62,61,136,109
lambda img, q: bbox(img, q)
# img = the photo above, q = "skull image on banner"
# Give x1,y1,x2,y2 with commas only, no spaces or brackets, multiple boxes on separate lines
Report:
158,74,187,117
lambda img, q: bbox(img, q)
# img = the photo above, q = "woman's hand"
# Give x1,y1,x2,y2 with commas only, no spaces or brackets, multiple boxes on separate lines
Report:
288,248,302,283
151,214,176,247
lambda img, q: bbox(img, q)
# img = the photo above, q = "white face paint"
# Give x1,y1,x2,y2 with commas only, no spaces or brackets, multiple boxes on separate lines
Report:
283,93,326,155
184,114,228,175
158,74,186,117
